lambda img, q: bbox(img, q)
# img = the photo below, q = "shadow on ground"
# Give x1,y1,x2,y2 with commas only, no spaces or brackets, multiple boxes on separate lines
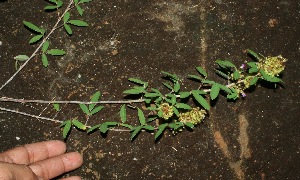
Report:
0,0,299,179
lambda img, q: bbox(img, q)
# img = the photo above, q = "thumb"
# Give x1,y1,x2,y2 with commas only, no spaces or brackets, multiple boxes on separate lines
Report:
0,162,40,180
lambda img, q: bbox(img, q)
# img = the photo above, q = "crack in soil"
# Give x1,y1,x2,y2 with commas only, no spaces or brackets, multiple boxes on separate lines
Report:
213,113,251,180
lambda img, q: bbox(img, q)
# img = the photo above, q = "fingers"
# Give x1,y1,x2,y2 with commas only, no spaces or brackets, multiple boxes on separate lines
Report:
29,152,83,180
0,140,66,165
60,176,82,180
0,162,38,180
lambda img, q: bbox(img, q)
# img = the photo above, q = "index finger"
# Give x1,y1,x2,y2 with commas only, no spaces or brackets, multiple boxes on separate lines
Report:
0,140,66,165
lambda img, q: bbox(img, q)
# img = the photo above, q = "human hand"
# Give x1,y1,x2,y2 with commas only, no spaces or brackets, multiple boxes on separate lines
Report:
0,140,83,180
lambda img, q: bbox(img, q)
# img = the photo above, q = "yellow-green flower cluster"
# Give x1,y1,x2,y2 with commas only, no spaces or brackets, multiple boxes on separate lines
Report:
259,55,287,77
159,103,174,120
178,107,206,125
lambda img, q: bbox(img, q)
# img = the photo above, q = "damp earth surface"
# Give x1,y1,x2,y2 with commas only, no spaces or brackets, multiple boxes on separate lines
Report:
0,0,299,179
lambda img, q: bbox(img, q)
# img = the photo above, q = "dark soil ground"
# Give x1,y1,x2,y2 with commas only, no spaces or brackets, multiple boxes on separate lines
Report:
1,0,300,179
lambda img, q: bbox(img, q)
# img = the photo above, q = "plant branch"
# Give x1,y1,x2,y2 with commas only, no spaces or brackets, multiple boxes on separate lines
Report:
0,106,63,124
0,106,138,132
0,80,242,105
0,97,144,104
0,0,74,91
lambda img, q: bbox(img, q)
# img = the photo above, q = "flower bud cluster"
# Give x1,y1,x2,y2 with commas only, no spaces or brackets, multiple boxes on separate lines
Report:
159,103,174,120
178,107,206,125
259,55,287,77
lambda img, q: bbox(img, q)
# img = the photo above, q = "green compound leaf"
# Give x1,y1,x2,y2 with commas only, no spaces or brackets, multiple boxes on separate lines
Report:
166,93,176,105
143,125,154,131
219,84,231,93
64,24,73,35
41,54,48,67
227,93,238,100
63,12,70,23
157,109,163,118
215,69,230,80
192,90,210,110
100,123,108,134
99,122,118,134
154,97,163,103
185,122,194,129
147,106,158,111
120,123,133,130
161,71,179,82
144,92,161,98
174,81,180,93
128,78,148,87
151,88,162,94
179,91,190,99
56,0,63,8
250,76,258,85
216,60,236,69
47,49,66,56
123,88,144,95
137,108,146,125
74,0,79,4
68,20,89,27
79,104,89,115
87,124,100,133
196,66,207,77
90,106,104,115
202,79,215,85
120,105,126,123
53,103,60,111
72,119,86,130
44,5,59,10
147,116,157,122
29,34,43,44
44,0,63,10
188,74,202,81
233,70,240,80
169,122,184,130
42,41,50,52
192,89,207,95
80,0,92,3
105,122,118,126
131,126,142,140
61,120,72,139
247,62,259,73
260,70,282,83
172,106,179,116
247,49,261,61
89,91,100,111
76,5,84,16
227,88,238,100
14,55,29,61
162,82,173,91
210,83,220,100
144,98,151,104
247,62,257,68
23,21,44,33
175,103,191,110
155,123,168,140
249,66,259,73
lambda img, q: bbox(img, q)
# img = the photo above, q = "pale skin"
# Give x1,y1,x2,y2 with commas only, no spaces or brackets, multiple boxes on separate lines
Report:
0,140,83,180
